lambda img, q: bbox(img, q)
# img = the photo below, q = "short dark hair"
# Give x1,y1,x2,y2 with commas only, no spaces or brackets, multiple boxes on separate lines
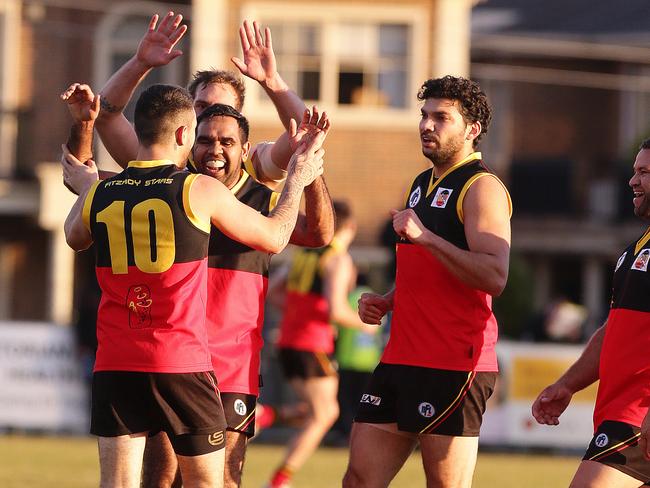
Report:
196,104,250,143
187,69,246,111
417,75,492,148
639,138,650,150
333,200,354,232
134,84,194,146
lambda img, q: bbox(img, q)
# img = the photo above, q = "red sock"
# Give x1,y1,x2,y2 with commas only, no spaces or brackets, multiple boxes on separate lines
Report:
269,466,293,488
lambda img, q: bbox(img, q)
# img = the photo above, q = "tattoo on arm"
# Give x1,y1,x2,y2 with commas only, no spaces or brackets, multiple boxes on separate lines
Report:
99,96,123,113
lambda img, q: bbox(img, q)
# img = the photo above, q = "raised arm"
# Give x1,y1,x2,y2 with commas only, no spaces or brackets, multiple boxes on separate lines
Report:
64,186,94,251
60,83,100,163
392,174,511,296
289,176,334,247
193,128,328,254
95,12,187,167
231,20,305,130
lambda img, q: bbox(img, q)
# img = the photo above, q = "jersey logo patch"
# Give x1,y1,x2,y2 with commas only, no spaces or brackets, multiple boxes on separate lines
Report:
615,252,627,272
631,249,650,271
408,186,422,208
234,399,247,416
360,394,381,406
431,187,453,208
594,433,609,448
127,285,153,329
418,402,435,418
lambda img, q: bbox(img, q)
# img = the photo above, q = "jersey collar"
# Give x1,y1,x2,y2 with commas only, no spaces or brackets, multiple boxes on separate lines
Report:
426,152,482,197
230,169,249,196
635,226,650,255
127,160,175,169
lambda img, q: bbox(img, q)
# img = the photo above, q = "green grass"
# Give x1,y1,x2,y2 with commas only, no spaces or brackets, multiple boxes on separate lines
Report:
0,434,580,487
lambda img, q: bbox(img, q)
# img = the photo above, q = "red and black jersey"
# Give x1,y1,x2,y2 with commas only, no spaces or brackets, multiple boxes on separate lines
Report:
277,241,342,353
382,152,511,372
82,160,212,373
595,229,650,429
207,171,278,395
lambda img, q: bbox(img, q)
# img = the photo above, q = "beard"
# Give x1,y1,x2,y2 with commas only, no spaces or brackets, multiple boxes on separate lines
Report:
422,132,466,167
634,197,650,220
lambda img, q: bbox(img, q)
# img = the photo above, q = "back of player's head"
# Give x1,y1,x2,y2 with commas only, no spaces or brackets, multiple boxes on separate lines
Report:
134,84,194,147
333,199,354,232
417,75,492,147
187,69,246,111
196,103,250,143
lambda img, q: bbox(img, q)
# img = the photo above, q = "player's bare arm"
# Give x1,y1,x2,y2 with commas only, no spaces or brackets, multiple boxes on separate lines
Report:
64,186,94,251
531,324,605,426
61,82,100,163
231,19,305,131
289,175,335,247
193,130,326,254
324,253,377,332
95,12,187,167
393,174,511,296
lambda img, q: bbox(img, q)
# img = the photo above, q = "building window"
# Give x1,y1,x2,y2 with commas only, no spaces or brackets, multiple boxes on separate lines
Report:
241,3,426,123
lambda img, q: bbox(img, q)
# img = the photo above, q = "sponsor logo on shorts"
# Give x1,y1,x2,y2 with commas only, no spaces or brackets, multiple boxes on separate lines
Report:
208,431,225,446
418,402,435,418
431,187,453,208
234,399,247,416
408,186,422,208
360,394,381,406
594,433,609,448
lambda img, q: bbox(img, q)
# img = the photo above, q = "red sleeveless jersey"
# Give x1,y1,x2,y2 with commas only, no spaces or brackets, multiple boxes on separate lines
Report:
206,172,276,395
594,229,650,428
277,242,342,353
82,160,212,373
382,153,510,372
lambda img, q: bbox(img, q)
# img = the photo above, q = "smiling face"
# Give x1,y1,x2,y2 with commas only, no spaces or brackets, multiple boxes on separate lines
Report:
192,115,250,189
629,148,650,219
419,98,478,169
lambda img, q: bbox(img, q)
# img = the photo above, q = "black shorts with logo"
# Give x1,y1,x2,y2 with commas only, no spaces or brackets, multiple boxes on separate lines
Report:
277,348,338,379
221,392,258,437
583,420,650,484
354,362,496,436
92,371,227,456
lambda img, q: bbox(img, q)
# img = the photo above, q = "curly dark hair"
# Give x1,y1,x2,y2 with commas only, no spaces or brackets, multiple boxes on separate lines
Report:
417,75,492,148
196,103,250,143
187,69,246,111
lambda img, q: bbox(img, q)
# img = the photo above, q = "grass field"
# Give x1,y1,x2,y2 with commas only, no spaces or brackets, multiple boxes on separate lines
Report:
0,434,581,487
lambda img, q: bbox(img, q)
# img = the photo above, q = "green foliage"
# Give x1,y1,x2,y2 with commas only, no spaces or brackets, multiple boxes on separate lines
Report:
493,253,535,339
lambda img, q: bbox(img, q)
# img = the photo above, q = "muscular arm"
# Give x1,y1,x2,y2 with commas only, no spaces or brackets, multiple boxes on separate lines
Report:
96,13,186,167
289,176,334,247
64,189,93,251
395,175,511,296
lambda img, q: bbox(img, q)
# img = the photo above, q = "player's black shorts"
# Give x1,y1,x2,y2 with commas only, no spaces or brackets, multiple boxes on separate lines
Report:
221,392,258,437
91,371,227,456
277,347,338,379
583,420,650,484
354,362,496,436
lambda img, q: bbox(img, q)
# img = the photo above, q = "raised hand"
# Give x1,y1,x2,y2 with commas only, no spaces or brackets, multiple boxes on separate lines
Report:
135,12,187,68
231,20,278,85
60,83,100,123
289,107,330,151
61,144,98,195
531,382,574,426
358,293,392,325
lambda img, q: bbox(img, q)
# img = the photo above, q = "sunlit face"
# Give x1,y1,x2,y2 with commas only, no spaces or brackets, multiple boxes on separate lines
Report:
419,98,473,166
193,83,240,116
629,148,650,219
192,116,250,189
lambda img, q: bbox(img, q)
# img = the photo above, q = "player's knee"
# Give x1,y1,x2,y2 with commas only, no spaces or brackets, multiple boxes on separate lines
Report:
342,466,364,488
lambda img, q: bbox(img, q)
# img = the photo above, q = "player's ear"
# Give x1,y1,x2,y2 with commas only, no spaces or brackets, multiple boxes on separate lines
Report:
175,125,189,147
241,141,251,162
